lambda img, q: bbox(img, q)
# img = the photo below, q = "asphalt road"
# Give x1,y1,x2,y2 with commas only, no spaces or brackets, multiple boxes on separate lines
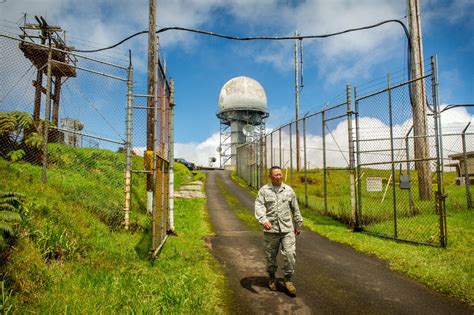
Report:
205,170,472,314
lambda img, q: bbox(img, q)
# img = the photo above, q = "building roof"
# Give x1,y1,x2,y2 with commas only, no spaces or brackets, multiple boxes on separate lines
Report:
448,151,474,160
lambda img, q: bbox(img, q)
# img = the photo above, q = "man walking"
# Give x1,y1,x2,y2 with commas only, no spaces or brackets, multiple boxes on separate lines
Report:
255,166,303,294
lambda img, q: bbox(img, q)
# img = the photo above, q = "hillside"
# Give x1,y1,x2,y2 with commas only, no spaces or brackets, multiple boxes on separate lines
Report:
0,145,227,313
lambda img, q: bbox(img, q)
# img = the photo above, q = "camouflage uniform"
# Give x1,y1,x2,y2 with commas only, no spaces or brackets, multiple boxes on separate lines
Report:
255,182,303,278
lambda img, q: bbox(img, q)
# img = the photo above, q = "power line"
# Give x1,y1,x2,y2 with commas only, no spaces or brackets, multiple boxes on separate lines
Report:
74,19,410,53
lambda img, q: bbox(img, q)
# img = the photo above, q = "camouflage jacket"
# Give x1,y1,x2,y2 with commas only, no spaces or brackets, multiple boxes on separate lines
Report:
254,183,303,233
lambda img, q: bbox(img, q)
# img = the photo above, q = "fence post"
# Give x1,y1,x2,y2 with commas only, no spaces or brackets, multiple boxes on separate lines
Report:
387,74,398,239
405,126,415,214
151,47,160,251
289,122,293,186
168,79,176,232
261,125,266,186
41,38,53,183
354,87,363,225
462,122,472,209
322,110,328,213
347,84,358,229
160,62,167,242
303,115,308,207
270,132,273,166
431,55,447,247
279,128,282,166
124,53,133,230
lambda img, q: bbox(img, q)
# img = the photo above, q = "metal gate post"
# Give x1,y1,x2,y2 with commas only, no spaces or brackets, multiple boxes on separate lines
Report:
347,84,358,229
405,127,415,214
354,88,363,225
279,128,282,166
322,110,328,213
303,116,308,207
151,47,159,251
270,132,273,166
168,79,176,232
462,122,472,209
289,122,293,186
432,55,447,246
124,53,134,230
387,74,398,239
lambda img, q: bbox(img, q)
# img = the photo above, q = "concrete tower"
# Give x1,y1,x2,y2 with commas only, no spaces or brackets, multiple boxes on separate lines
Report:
217,76,269,168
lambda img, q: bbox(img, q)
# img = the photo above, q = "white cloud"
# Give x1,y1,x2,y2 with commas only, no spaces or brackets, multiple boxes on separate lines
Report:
175,132,220,166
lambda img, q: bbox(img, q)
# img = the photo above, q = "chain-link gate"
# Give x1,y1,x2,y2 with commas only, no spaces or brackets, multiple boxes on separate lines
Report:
1,30,174,254
131,52,173,255
354,56,447,246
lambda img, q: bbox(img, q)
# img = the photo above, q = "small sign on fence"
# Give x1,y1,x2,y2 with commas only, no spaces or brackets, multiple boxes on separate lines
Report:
366,177,383,192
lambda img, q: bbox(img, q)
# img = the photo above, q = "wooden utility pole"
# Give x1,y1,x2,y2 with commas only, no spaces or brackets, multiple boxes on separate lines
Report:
147,0,157,198
408,0,432,200
294,30,300,171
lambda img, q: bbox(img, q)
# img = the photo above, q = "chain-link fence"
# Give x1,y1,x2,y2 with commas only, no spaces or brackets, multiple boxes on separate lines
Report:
440,117,474,212
354,57,446,246
1,33,130,230
240,88,356,223
236,56,474,247
132,58,173,254
0,32,174,254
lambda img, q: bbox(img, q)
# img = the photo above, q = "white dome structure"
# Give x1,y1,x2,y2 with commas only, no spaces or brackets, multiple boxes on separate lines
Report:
216,76,269,169
218,76,267,115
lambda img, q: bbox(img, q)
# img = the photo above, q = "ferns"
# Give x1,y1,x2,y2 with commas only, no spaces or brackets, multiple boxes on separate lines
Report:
0,112,44,162
0,192,27,246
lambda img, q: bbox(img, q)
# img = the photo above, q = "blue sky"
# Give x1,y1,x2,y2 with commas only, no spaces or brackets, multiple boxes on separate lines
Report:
0,0,472,165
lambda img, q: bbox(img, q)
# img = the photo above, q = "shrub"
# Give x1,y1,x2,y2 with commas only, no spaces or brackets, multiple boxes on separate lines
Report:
33,224,80,261
0,192,27,248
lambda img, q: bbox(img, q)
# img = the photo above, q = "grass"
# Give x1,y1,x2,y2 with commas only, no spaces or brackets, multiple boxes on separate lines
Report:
0,144,229,313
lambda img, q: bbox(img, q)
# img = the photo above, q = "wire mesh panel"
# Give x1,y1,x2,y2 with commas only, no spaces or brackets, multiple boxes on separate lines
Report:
354,59,446,246
0,34,129,230
302,113,324,210
132,58,171,253
442,126,474,212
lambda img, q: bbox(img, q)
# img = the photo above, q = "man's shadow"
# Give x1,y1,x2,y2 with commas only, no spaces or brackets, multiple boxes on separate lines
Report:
240,276,296,297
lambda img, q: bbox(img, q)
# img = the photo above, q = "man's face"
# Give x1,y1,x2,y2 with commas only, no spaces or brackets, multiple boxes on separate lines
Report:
270,168,283,186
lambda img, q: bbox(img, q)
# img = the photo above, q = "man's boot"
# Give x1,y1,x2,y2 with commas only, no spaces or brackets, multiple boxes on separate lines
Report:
268,274,277,291
284,276,296,294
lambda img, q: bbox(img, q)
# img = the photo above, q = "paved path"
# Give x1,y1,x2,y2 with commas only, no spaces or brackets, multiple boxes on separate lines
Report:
205,170,472,314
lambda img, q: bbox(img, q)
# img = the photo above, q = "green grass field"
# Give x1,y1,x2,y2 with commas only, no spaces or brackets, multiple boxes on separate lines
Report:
0,144,229,313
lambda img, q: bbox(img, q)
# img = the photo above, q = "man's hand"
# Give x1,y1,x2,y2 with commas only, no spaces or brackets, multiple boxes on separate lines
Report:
263,220,272,230
294,229,301,236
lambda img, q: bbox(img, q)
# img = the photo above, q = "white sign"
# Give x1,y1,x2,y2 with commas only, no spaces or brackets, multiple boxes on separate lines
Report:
366,177,383,192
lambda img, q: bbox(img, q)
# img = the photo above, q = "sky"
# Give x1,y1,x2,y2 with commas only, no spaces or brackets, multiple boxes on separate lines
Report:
0,0,473,166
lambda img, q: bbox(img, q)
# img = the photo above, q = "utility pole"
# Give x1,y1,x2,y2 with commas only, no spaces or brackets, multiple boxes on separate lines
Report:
146,0,157,212
294,30,300,171
408,0,432,200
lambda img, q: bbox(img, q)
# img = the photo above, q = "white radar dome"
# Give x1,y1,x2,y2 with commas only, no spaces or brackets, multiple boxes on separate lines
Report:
218,76,267,114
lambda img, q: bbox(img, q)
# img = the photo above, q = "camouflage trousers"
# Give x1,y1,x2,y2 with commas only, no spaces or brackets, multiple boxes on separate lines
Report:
263,231,296,278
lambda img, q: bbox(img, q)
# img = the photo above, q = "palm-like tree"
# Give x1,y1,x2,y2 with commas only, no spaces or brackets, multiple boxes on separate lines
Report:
0,112,44,161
